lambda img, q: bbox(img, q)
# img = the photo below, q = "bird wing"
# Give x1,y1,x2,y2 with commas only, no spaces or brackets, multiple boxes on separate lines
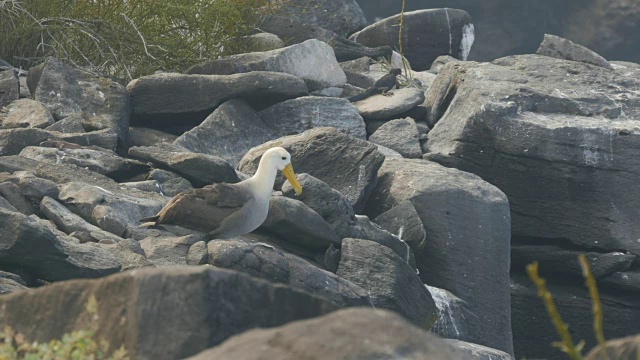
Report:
154,183,254,232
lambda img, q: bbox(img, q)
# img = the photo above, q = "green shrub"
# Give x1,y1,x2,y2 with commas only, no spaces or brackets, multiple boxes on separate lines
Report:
0,0,272,80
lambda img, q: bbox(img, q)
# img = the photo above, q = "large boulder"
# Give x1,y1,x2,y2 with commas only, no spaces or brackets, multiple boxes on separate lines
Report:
238,127,384,212
128,143,238,186
0,99,54,129
187,40,346,92
258,96,366,139
0,266,337,360
127,71,308,125
0,128,118,155
365,158,513,353
369,117,422,158
27,58,129,150
173,99,276,166
511,272,640,360
187,308,470,360
0,70,19,108
337,238,437,329
257,15,392,62
0,208,120,281
349,9,474,71
275,0,367,36
424,55,640,258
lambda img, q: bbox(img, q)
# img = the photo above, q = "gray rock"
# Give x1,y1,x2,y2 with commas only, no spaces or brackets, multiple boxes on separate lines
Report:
537,34,614,70
173,99,276,166
365,158,513,354
140,235,203,266
376,144,403,158
309,87,343,97
0,155,120,191
343,69,376,88
238,127,384,212
584,334,640,360
15,171,58,202
187,40,346,92
40,196,124,243
20,146,150,182
428,285,475,341
260,196,340,249
240,32,285,52
258,96,366,139
58,182,166,237
147,169,193,197
353,87,425,120
207,238,370,307
187,241,208,265
282,173,358,239
257,15,392,63
444,339,514,360
27,58,129,149
45,114,86,133
0,128,118,155
0,208,120,281
129,143,238,186
430,55,460,74
340,56,371,73
374,201,427,253
337,238,437,329
127,71,308,125
600,271,640,294
188,308,469,360
127,126,177,147
97,239,154,270
0,70,19,108
0,266,337,360
350,9,474,71
0,270,27,294
0,181,36,215
276,0,367,36
354,215,416,269
369,117,422,158
512,245,636,279
0,194,18,212
120,180,162,194
341,83,365,99
0,99,54,129
511,272,640,360
424,55,640,258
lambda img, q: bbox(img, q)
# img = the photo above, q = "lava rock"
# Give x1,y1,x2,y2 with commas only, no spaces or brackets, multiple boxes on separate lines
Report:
275,0,367,36
0,271,27,294
45,114,85,133
0,70,19,108
373,201,427,253
140,235,204,266
369,117,422,158
537,34,614,70
353,87,425,120
0,99,54,129
147,169,193,197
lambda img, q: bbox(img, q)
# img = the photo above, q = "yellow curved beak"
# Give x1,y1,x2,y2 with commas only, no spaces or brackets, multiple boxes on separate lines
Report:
282,163,302,196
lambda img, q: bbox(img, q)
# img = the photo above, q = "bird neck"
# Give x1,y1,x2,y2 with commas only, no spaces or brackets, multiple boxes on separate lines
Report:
248,157,277,197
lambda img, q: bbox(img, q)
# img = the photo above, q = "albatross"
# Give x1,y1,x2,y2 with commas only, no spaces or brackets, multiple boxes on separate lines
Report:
140,147,302,239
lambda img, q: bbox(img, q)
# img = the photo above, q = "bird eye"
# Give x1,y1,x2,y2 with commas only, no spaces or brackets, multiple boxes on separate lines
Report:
281,157,287,160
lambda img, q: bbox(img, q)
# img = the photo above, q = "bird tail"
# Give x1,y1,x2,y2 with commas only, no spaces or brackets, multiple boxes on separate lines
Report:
348,87,380,102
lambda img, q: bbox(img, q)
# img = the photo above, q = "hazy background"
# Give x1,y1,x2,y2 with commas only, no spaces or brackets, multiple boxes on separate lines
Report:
355,0,640,63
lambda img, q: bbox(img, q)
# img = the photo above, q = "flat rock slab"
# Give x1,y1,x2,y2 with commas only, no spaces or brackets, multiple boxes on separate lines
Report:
0,266,337,360
21,146,149,182
365,158,513,354
0,208,120,281
237,127,384,212
127,71,308,124
424,55,640,257
27,58,129,149
537,34,613,70
187,39,346,92
0,99,54,129
349,9,474,71
187,308,469,360
173,99,276,166
0,128,117,155
337,238,436,329
258,96,366,139
354,87,425,120
369,117,422,158
129,143,238,186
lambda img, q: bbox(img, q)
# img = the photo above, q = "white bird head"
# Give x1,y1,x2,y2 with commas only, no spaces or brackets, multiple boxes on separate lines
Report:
262,147,302,195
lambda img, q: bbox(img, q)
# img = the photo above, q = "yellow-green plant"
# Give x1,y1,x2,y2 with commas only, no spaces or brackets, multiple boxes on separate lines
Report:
0,0,271,80
0,294,129,360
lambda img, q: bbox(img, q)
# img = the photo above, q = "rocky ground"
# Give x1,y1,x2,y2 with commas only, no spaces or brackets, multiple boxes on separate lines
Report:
0,3,639,360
